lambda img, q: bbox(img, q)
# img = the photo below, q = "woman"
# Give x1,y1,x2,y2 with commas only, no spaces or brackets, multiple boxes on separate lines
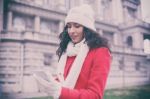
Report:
34,4,111,99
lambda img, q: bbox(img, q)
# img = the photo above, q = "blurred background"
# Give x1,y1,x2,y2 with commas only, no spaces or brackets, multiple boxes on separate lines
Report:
0,0,150,99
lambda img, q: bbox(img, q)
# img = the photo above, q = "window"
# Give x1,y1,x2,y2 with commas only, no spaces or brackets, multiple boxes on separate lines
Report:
135,61,140,71
51,22,59,33
126,36,133,47
144,34,150,54
40,19,59,34
43,53,53,66
119,59,124,70
127,7,137,21
129,0,140,4
13,16,25,31
13,13,34,31
40,20,51,33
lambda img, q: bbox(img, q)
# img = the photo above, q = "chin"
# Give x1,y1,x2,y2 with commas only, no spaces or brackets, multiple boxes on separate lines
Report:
72,40,77,43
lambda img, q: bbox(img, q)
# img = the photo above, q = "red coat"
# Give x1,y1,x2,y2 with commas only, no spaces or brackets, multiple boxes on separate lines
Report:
60,47,111,99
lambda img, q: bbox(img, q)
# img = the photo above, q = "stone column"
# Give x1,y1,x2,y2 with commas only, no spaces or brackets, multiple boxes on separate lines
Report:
56,0,66,10
133,32,143,49
0,0,3,31
34,16,40,32
123,6,128,23
70,0,79,8
144,39,150,54
112,0,124,24
114,33,119,46
96,0,103,20
7,11,13,31
59,21,64,34
137,4,142,19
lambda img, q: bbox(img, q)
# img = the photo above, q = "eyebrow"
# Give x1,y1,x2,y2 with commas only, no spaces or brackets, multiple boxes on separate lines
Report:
67,22,80,25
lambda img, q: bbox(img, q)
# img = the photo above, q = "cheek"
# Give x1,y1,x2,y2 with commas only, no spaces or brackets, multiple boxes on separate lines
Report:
78,34,84,40
79,31,84,39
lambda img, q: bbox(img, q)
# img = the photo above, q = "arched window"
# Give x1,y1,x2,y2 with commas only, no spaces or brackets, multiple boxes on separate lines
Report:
126,36,133,47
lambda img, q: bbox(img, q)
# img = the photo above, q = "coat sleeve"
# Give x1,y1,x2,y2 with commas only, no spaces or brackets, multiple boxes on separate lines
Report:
59,47,111,99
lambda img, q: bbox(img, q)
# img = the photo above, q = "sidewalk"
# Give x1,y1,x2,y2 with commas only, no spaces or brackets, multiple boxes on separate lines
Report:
0,92,52,99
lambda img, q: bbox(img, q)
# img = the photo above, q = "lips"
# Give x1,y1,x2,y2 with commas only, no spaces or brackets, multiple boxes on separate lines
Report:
71,36,78,40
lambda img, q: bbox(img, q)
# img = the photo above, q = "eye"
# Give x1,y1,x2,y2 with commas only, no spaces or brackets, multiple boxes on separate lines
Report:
74,24,82,28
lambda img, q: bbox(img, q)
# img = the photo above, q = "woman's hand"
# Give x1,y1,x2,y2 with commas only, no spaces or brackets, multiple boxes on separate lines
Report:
33,72,62,99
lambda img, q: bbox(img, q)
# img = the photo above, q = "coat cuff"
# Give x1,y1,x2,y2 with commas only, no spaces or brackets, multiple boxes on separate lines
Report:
59,87,69,99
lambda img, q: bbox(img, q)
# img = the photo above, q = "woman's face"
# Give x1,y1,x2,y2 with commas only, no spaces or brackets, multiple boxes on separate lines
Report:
67,22,84,44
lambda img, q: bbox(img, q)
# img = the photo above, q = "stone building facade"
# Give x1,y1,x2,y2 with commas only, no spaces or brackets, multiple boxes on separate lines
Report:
0,0,150,98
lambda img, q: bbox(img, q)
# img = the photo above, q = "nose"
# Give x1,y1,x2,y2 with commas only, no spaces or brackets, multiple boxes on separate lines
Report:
68,27,75,33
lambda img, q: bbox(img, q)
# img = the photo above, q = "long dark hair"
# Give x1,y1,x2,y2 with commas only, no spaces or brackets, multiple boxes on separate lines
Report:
56,26,110,58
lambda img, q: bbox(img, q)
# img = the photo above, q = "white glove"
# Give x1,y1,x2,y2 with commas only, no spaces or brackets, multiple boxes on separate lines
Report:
33,72,62,99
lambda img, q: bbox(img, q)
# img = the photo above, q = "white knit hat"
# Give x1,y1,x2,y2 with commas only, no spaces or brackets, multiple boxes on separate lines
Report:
65,4,96,32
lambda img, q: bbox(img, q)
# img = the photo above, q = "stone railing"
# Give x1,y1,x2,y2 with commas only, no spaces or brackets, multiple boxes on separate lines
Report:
0,30,59,44
111,45,145,56
119,19,150,29
13,0,67,12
